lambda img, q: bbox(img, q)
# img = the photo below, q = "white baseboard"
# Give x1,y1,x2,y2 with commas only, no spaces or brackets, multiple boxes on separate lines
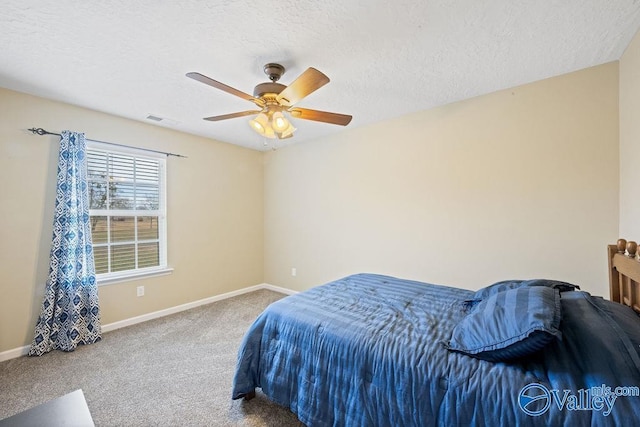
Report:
0,345,31,362
100,283,270,333
0,283,296,363
262,283,299,296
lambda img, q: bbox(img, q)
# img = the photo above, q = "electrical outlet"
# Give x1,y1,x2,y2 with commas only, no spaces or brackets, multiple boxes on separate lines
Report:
291,267,297,277
137,286,145,297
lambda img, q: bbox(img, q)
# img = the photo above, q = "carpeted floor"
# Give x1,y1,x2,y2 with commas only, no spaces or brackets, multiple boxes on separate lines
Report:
0,289,304,426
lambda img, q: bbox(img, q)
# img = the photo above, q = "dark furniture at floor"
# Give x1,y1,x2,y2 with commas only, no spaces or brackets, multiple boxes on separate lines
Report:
0,389,94,427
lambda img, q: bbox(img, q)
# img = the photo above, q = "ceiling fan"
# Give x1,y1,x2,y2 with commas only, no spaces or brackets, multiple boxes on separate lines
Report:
186,63,352,139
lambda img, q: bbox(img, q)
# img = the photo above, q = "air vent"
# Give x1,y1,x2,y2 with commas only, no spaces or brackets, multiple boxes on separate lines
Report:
145,115,180,126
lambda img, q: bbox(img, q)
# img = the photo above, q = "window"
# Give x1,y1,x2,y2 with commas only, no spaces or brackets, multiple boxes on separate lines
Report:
87,142,169,284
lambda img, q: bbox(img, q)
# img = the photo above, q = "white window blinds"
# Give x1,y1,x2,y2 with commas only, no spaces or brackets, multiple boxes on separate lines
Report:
86,145,167,280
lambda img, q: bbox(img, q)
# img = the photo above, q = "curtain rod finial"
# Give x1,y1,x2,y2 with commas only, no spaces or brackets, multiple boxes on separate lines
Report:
28,127,48,136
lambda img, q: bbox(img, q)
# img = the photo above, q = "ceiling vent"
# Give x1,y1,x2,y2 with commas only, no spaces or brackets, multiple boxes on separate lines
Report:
146,114,180,126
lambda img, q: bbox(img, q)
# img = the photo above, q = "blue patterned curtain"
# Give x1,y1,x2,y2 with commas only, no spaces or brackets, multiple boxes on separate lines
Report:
29,131,101,356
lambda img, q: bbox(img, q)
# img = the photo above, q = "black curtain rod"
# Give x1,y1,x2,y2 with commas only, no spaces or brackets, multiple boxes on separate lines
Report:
27,128,187,158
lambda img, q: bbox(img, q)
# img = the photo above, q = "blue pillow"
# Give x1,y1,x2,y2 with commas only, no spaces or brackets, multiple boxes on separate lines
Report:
446,286,562,362
473,279,579,300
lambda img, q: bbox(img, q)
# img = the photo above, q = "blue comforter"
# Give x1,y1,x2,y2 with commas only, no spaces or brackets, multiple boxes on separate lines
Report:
232,274,640,426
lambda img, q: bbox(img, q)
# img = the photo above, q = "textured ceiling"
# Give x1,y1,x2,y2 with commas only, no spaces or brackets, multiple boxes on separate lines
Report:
2,1,640,151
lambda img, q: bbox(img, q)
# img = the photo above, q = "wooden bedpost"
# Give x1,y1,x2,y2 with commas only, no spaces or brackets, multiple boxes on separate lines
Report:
609,239,640,313
608,242,622,303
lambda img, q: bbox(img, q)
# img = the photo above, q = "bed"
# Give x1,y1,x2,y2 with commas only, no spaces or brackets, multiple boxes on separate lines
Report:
232,240,640,426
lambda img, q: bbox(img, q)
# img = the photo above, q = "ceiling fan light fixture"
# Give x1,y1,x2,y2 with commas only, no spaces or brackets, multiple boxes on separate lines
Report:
279,122,297,139
249,112,269,134
248,119,265,135
264,125,276,139
271,111,289,132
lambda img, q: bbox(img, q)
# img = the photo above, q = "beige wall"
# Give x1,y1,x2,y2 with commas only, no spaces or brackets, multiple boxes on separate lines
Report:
620,29,640,238
264,63,620,296
0,87,264,353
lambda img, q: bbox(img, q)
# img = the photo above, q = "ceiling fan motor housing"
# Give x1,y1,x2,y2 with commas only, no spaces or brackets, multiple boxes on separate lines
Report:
253,82,286,98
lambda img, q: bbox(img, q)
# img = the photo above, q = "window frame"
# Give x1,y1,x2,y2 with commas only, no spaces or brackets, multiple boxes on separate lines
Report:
86,141,172,285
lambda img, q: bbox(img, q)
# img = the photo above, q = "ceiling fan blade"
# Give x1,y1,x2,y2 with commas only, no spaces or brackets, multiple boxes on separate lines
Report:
203,110,261,121
289,108,352,126
276,68,330,106
186,72,264,107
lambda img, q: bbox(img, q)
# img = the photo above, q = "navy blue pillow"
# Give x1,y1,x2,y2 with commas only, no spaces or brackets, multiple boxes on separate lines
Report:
446,286,562,362
473,279,579,300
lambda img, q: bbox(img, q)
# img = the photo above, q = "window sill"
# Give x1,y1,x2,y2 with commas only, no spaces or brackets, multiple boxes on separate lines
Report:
96,267,174,286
